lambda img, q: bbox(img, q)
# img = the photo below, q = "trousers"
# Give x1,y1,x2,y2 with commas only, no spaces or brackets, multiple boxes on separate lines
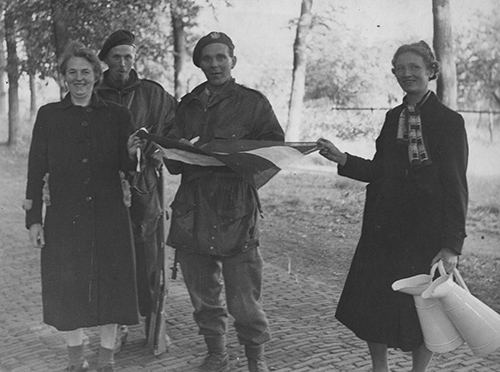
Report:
177,247,270,345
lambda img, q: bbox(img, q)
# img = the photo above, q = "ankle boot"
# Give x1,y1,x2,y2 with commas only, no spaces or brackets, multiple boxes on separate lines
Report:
96,346,115,372
197,336,229,372
66,344,89,371
245,345,269,372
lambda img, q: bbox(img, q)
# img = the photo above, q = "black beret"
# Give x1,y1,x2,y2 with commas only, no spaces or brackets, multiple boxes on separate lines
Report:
192,31,234,67
98,30,136,61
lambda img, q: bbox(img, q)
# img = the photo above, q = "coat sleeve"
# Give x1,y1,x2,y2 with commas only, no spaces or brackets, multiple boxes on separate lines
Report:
338,114,388,183
250,95,285,142
25,107,49,229
118,108,136,172
439,113,468,254
145,88,177,157
163,109,185,175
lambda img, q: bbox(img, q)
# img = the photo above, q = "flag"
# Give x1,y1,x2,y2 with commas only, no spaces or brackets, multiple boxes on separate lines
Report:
137,131,318,188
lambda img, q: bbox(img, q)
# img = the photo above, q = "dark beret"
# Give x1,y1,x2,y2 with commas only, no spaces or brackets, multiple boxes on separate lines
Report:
98,30,136,61
192,31,234,67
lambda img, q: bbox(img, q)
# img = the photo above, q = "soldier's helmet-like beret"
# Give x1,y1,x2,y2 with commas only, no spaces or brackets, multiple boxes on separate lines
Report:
192,31,234,67
98,30,136,61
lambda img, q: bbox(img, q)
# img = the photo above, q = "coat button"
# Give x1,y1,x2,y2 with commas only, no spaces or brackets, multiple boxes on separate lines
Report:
81,121,89,127
85,196,93,202
209,246,214,250
82,158,89,163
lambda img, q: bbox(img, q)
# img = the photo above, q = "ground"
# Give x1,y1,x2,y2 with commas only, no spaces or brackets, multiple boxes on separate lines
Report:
1,146,500,371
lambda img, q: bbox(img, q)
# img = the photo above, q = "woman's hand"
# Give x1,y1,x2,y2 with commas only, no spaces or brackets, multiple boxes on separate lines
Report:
29,223,45,248
316,138,347,166
431,248,458,273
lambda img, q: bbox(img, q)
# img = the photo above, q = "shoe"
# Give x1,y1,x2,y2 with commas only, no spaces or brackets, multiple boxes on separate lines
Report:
96,364,114,372
247,359,269,372
113,325,128,353
197,352,230,372
245,345,269,372
65,359,89,371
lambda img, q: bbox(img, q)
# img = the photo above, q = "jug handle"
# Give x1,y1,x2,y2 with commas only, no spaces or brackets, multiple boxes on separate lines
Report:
430,260,448,277
452,268,471,293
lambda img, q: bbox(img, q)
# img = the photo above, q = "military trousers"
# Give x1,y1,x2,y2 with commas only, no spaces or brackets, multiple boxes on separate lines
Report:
177,247,270,346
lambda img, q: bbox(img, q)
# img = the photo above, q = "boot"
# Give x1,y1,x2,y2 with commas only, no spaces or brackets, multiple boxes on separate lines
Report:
113,325,128,353
96,346,115,372
65,344,89,372
245,345,269,372
197,336,229,372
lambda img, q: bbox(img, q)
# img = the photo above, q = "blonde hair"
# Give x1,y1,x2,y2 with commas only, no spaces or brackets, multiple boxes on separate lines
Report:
59,41,102,82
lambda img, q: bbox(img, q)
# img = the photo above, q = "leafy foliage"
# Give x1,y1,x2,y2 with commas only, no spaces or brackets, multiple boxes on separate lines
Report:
10,0,171,81
455,7,500,110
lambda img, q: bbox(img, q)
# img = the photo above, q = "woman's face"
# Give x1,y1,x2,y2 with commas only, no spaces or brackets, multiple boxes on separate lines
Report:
393,52,432,96
64,57,96,101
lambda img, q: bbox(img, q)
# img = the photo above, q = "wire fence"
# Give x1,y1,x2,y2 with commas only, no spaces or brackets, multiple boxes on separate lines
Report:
301,105,500,143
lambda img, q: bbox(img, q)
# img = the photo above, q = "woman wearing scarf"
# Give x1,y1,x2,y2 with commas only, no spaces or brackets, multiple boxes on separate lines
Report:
316,41,468,372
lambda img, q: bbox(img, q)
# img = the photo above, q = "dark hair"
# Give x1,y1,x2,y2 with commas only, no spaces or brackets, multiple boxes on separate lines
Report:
59,41,102,82
391,40,440,80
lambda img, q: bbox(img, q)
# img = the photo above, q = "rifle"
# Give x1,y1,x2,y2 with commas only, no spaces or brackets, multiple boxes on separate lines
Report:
146,166,171,356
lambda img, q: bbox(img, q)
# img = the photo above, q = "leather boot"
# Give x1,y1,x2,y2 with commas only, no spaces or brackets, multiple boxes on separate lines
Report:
65,344,89,372
245,345,269,372
197,336,229,372
96,346,115,372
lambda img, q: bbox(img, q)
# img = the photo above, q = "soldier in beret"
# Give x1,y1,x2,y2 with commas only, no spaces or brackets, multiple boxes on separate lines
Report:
165,31,284,372
96,30,176,351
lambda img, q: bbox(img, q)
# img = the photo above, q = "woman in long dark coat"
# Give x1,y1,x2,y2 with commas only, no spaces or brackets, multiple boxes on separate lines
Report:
316,41,468,372
24,42,141,372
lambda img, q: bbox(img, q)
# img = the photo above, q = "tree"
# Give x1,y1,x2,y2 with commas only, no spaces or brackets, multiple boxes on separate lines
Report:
170,0,199,99
432,0,457,109
0,16,7,120
286,0,313,141
4,6,19,146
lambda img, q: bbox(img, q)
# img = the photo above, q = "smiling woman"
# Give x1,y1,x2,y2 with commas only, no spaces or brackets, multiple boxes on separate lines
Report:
316,40,468,372
24,41,141,372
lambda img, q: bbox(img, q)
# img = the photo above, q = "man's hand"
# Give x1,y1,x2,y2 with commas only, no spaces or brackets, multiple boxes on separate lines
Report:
127,134,145,159
431,248,458,273
29,223,45,248
316,138,347,166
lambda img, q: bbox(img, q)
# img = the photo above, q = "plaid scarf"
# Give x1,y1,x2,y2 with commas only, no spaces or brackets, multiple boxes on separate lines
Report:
396,91,432,167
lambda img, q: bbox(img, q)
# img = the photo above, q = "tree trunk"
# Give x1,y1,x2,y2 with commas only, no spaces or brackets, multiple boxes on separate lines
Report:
170,0,189,100
0,20,7,120
50,0,69,98
286,0,313,141
29,72,37,119
432,0,457,109
4,9,19,146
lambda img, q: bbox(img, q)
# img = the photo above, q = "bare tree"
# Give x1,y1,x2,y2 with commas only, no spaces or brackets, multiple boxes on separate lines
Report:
432,0,457,109
0,18,7,120
170,0,189,100
4,7,19,146
286,0,313,141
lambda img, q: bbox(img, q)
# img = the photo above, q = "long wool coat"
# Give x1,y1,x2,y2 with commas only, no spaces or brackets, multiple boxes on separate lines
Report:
25,94,139,331
335,92,468,351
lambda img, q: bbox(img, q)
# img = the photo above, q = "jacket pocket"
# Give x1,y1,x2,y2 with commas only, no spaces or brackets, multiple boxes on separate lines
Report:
169,196,195,247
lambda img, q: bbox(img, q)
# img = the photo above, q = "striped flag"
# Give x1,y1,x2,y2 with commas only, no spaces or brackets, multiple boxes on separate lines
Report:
137,131,317,188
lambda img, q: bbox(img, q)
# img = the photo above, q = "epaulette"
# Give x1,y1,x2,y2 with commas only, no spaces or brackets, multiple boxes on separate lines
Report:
141,79,166,91
238,84,267,99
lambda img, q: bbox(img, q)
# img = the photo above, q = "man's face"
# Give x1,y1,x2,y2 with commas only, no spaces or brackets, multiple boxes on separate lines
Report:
199,43,236,86
104,44,136,84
